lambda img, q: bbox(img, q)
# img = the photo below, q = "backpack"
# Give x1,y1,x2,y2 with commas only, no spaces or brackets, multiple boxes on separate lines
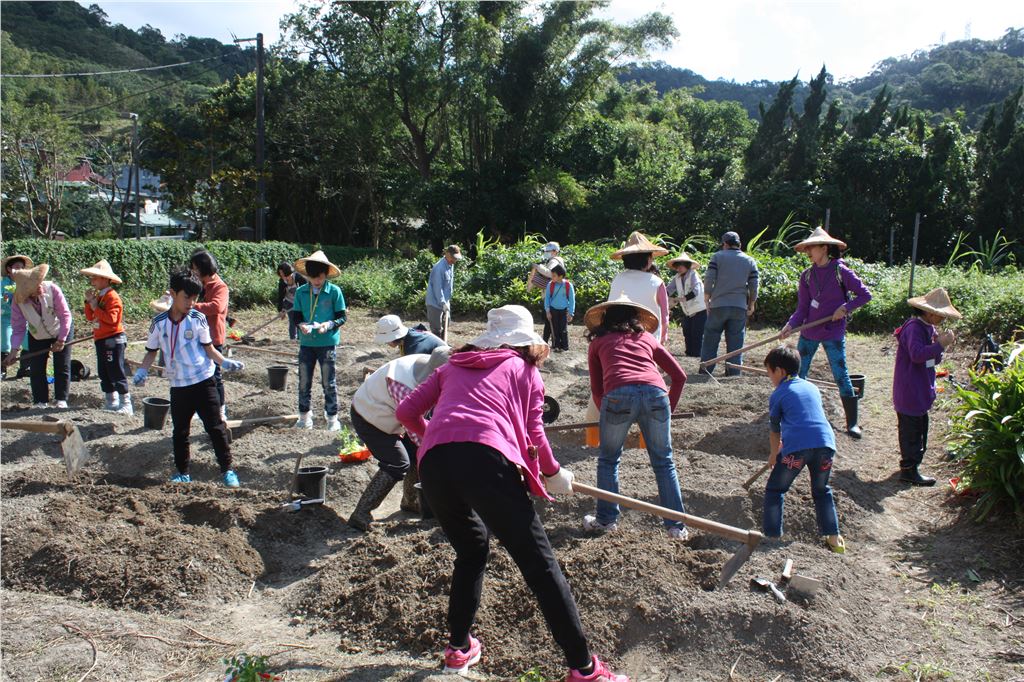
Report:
548,280,570,298
801,260,850,302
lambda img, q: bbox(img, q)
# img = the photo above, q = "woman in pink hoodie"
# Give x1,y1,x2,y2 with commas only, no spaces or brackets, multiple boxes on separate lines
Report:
396,305,627,682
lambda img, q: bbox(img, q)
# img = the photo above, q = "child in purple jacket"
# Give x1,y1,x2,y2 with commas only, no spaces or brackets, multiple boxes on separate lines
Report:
780,227,871,438
893,288,960,486
396,305,628,682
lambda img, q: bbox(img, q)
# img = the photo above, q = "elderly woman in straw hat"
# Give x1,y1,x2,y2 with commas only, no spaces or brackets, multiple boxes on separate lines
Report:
892,288,960,486
779,227,872,438
666,251,706,357
2,254,33,377
607,232,671,346
289,250,347,431
395,305,629,681
1,263,75,408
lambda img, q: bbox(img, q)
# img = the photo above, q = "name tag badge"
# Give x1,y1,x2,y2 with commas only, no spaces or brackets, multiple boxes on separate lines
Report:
926,359,936,368
810,299,820,309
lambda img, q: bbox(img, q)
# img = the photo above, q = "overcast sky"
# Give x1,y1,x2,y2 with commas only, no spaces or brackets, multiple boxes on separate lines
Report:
86,0,1023,83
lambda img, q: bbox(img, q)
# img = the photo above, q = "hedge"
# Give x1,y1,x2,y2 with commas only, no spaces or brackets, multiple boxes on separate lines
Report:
2,238,1021,339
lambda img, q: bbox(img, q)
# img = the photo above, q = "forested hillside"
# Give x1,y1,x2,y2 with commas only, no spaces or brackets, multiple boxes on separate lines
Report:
621,28,1024,128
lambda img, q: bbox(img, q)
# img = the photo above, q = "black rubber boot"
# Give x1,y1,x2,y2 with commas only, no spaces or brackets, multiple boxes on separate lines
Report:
899,466,936,486
841,395,863,439
348,469,398,531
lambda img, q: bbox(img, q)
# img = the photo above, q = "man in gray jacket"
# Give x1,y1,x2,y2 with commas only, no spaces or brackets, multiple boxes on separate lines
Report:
700,231,759,376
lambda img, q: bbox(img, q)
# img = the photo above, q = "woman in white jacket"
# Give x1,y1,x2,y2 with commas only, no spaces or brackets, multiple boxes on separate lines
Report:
666,252,706,357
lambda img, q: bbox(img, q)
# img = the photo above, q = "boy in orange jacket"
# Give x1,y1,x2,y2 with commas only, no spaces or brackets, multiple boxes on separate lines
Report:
81,260,132,415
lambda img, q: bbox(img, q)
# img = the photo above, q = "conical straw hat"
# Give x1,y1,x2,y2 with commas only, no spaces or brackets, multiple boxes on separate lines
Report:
79,259,122,285
2,254,33,273
12,264,49,304
907,288,962,320
667,251,699,267
583,293,659,332
294,250,341,278
611,232,670,260
794,226,847,253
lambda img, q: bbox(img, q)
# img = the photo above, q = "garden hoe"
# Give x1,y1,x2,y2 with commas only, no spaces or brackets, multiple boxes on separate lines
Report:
700,317,832,373
571,482,762,588
238,313,283,343
1,419,88,477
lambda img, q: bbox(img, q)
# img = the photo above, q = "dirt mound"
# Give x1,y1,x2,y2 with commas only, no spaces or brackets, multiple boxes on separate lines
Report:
1,470,265,613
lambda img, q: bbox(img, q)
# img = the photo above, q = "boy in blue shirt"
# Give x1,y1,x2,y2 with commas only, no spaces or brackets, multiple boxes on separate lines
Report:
544,264,575,352
289,250,347,431
763,345,845,553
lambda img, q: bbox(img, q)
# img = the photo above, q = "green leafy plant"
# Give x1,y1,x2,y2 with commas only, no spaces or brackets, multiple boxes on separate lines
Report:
222,653,280,682
335,424,365,455
949,338,1024,522
517,667,549,682
746,212,809,256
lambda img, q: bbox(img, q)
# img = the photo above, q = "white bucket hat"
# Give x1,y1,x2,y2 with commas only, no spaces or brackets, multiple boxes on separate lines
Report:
468,305,547,348
374,314,409,344
542,241,560,253
412,345,452,384
79,259,123,285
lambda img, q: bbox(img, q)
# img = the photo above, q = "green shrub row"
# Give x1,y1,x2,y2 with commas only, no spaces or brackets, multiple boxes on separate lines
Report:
2,238,1021,339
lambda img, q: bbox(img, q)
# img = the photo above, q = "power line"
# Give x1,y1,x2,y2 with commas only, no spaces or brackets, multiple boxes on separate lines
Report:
1,54,224,78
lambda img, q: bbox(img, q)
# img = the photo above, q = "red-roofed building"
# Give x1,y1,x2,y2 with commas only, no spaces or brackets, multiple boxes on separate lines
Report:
61,159,112,186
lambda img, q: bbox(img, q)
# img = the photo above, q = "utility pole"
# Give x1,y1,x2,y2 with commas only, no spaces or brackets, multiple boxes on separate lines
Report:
121,112,141,239
235,33,266,241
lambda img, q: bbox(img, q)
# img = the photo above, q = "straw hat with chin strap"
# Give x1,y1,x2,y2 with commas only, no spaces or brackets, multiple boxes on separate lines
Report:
794,226,847,253
908,288,962,320
12,264,50,304
611,231,670,260
294,250,341,278
2,254,33,273
667,251,699,268
79,259,123,285
583,293,659,333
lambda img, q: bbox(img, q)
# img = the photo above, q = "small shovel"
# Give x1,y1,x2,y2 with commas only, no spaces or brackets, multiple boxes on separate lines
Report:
751,576,786,603
1,419,89,477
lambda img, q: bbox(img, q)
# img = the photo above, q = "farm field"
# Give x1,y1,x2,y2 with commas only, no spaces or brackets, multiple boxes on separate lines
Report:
1,307,1021,681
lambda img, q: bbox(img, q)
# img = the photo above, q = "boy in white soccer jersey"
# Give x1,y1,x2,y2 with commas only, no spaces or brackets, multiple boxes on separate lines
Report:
133,270,245,487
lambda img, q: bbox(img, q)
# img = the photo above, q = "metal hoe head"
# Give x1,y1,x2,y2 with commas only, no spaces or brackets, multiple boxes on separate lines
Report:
61,422,89,477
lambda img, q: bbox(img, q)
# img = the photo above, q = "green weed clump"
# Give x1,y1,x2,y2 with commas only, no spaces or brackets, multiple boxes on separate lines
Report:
949,339,1024,523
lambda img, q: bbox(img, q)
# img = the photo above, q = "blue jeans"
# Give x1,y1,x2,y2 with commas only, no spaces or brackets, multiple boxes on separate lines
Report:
699,306,747,375
797,335,855,397
595,384,685,529
763,446,839,537
297,345,338,416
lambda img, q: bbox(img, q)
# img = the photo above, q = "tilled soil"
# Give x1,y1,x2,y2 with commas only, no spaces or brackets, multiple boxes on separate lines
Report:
2,307,1021,681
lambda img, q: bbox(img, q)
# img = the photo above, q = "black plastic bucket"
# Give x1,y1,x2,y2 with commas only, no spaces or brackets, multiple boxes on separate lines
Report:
296,466,328,501
849,373,866,398
142,397,171,430
542,395,560,424
267,365,290,391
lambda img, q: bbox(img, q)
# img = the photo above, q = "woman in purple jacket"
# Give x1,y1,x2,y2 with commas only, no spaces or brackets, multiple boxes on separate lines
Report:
780,227,871,438
892,288,959,485
396,305,627,682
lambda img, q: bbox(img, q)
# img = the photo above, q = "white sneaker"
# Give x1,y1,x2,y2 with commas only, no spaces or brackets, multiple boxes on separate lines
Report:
294,411,313,429
32,402,49,409
667,526,690,542
220,404,228,421
116,399,134,417
325,413,341,432
582,514,618,533
54,400,69,409
103,393,119,411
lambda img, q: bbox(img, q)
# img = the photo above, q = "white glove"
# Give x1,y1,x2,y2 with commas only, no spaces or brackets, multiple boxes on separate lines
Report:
221,359,244,372
544,467,574,497
316,320,333,333
299,323,313,335
132,368,148,386
442,301,451,313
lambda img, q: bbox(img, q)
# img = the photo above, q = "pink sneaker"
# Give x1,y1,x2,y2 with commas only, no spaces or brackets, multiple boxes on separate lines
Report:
565,656,629,682
442,635,482,674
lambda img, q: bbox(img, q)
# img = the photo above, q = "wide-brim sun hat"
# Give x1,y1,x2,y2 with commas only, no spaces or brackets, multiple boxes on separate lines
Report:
794,226,848,253
11,263,49,304
583,293,659,333
374,314,409,344
294,250,341,278
79,258,123,285
908,287,962,320
2,254,33,273
611,231,670,260
668,251,699,268
412,345,452,384
469,304,547,348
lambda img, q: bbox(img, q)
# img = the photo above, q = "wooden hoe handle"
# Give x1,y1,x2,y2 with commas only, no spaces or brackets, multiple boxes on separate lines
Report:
699,317,832,369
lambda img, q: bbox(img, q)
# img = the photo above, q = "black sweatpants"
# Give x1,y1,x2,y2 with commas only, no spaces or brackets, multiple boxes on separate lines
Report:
897,412,929,470
171,376,232,474
26,323,74,404
94,334,129,395
213,343,225,407
350,406,417,481
419,442,590,669
549,308,569,351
